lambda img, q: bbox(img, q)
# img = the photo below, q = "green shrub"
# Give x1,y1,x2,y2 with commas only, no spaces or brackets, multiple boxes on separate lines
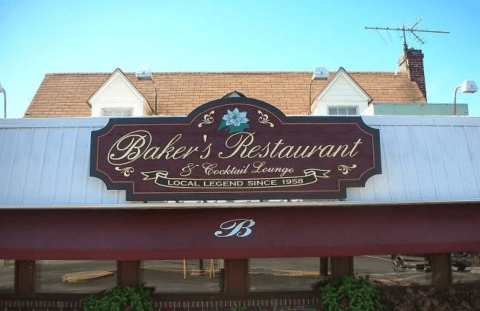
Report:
82,286,154,311
318,276,383,311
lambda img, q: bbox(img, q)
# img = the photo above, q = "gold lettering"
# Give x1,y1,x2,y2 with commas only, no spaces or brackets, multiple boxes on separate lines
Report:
269,140,285,158
109,129,365,167
346,138,363,157
107,130,151,165
258,142,271,158
182,146,199,159
291,146,311,158
171,146,188,159
305,146,321,157
200,143,212,159
277,145,294,158
154,134,182,159
180,163,198,177
218,132,255,159
331,145,349,157
319,145,335,157
246,145,262,158
143,147,160,159
251,161,294,177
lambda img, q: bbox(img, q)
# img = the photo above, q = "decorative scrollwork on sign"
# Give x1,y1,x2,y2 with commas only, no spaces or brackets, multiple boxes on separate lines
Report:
115,166,135,177
198,110,215,127
338,164,357,175
258,110,274,127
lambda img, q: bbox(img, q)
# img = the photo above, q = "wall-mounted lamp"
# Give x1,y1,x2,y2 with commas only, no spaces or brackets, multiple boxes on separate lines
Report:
453,80,477,116
0,83,5,118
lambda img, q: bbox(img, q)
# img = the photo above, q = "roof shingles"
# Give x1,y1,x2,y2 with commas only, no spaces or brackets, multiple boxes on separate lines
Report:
25,70,426,118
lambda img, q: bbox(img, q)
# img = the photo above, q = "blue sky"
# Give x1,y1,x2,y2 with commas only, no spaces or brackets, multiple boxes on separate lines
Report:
1,0,479,118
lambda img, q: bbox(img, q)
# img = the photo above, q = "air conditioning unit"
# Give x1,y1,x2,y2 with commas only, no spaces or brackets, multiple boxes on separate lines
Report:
136,66,152,80
312,67,328,80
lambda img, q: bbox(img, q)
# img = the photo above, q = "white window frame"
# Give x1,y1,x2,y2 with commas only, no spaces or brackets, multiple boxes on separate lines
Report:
328,106,358,116
100,107,134,117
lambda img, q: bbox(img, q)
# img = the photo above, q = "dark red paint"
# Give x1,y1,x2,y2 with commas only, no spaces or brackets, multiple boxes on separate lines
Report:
1,202,479,260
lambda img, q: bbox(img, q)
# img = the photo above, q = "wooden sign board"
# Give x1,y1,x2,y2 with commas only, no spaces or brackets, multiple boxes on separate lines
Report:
90,97,381,201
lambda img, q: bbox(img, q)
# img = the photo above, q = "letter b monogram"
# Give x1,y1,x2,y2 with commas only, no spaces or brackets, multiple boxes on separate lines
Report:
214,219,255,238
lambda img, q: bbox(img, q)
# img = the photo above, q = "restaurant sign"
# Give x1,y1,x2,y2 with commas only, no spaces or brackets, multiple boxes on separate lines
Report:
90,97,381,201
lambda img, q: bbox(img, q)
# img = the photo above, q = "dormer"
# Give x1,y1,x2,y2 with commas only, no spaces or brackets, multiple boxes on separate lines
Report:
88,68,151,117
311,68,372,116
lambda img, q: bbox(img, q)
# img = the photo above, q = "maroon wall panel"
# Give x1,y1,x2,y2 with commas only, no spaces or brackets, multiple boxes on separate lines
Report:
0,203,479,260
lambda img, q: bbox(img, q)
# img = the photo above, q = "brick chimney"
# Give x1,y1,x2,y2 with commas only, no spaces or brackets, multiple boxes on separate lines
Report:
398,48,427,101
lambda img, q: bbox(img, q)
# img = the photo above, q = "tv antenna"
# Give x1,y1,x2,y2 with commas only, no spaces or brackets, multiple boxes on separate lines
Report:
365,17,449,50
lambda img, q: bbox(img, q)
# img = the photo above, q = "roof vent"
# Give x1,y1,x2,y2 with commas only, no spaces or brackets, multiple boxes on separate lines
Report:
136,66,152,79
312,67,328,80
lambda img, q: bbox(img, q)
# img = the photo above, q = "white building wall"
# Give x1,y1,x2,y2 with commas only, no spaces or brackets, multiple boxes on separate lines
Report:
347,117,480,202
362,105,375,116
1,116,480,206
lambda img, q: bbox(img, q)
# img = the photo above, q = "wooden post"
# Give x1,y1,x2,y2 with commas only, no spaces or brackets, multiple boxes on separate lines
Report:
320,257,329,277
117,261,142,287
15,260,35,296
224,259,249,295
330,257,353,280
209,259,216,278
430,253,452,285
183,259,187,279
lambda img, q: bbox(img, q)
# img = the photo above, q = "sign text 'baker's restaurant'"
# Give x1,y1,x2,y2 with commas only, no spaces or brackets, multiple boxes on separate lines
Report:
91,97,381,201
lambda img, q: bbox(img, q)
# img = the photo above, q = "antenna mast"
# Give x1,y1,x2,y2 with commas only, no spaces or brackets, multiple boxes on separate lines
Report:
365,18,449,51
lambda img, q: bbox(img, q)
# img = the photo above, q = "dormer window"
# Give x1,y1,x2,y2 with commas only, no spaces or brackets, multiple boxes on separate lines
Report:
88,69,152,117
311,68,372,116
328,106,358,116
101,108,133,117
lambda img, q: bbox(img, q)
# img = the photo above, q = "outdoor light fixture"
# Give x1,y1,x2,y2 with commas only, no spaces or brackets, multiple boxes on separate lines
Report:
0,82,5,118
309,67,329,105
453,80,478,116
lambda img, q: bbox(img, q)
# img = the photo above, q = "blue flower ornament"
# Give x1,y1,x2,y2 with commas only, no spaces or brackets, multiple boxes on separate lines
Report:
218,108,250,133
